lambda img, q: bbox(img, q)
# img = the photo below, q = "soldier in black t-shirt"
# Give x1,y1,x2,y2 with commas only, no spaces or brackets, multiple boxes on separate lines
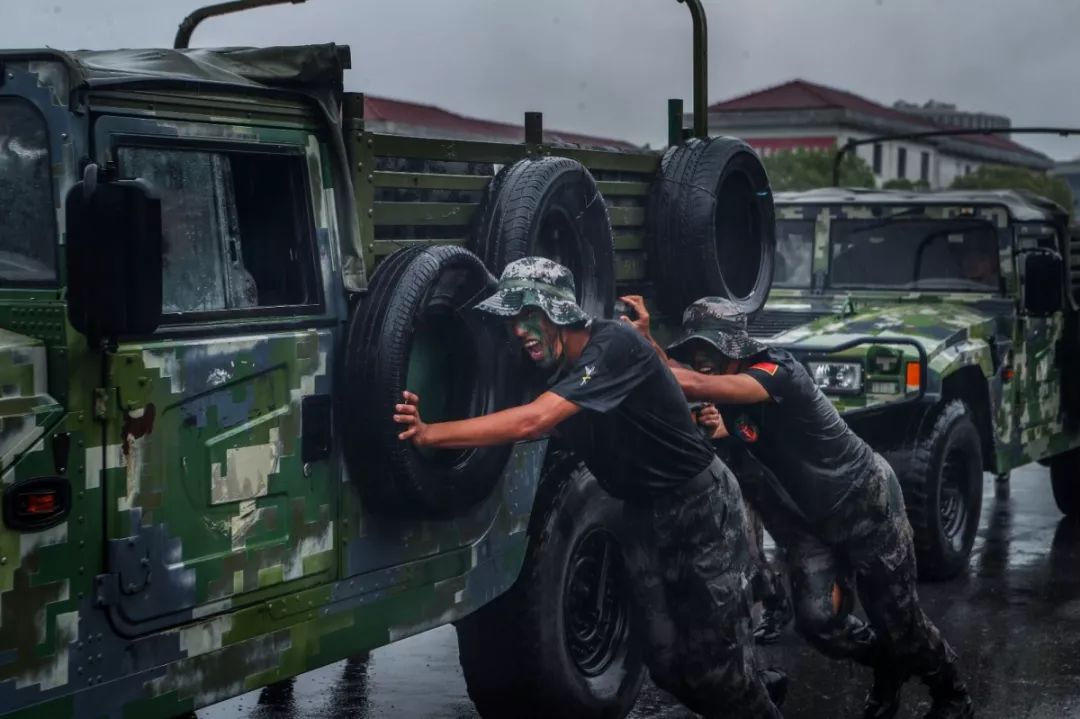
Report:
687,364,793,646
629,296,973,719
393,258,784,719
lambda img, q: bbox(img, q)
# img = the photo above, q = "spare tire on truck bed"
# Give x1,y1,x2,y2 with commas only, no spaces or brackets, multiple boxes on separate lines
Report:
470,156,615,319
341,244,513,518
647,136,776,318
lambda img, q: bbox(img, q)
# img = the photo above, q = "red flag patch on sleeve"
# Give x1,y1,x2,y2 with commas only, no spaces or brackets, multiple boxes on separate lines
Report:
749,362,779,376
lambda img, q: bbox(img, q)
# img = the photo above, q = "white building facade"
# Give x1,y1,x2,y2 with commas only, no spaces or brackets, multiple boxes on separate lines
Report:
703,81,1052,189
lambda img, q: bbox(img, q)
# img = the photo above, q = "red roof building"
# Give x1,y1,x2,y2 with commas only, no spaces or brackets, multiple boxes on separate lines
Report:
362,95,639,151
705,79,1052,188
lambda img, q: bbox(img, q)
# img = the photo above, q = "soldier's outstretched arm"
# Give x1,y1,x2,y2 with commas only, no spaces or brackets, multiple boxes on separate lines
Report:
618,294,683,367
671,367,770,405
394,391,580,449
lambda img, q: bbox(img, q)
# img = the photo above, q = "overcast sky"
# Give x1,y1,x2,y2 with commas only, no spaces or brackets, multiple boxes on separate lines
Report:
3,0,1080,160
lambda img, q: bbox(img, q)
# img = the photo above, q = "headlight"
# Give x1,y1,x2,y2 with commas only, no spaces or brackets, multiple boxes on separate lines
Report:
807,361,863,394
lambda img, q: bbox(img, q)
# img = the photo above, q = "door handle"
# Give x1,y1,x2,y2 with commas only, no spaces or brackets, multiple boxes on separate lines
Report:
301,394,333,463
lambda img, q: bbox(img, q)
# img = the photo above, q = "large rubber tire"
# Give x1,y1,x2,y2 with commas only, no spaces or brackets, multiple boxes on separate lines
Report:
1050,448,1080,517
470,156,615,318
647,136,775,318
896,400,984,581
456,457,644,719
341,245,512,518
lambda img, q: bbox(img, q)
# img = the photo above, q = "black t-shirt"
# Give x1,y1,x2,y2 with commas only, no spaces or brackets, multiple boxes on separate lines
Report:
548,320,715,502
716,348,876,522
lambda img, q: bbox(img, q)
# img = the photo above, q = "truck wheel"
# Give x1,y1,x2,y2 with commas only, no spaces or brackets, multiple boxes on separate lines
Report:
341,244,513,517
899,400,984,581
646,136,775,318
456,459,643,718
1050,448,1080,517
470,156,615,318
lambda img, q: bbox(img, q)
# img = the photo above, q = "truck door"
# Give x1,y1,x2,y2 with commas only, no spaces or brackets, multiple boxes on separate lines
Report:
1014,224,1063,442
93,117,340,633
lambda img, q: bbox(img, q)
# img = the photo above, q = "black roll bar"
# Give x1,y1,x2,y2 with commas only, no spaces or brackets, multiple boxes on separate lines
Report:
676,0,709,139
172,0,710,140
175,0,307,49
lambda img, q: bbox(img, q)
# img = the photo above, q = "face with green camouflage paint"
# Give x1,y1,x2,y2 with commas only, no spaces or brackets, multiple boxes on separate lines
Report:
687,341,738,376
509,307,564,369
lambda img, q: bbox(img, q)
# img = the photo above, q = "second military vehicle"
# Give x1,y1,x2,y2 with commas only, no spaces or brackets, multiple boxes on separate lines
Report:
752,187,1080,579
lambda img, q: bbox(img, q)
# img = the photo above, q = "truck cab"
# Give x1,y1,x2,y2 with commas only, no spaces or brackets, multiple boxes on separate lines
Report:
0,17,778,713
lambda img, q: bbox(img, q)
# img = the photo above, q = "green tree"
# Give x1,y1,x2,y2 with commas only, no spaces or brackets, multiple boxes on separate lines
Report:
762,148,875,191
950,164,1073,215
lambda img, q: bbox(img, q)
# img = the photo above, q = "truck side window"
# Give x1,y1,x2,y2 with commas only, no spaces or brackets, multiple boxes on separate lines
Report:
118,146,318,315
0,99,56,283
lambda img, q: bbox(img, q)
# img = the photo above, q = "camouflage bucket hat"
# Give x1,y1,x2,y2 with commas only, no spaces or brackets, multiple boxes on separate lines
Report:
667,297,768,361
474,256,590,326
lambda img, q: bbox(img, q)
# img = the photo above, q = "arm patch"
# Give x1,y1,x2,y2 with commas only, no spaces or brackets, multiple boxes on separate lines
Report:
749,362,779,376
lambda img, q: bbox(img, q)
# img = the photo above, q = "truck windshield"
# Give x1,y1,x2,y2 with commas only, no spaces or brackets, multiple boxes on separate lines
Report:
774,219,814,288
829,218,1001,292
0,99,56,283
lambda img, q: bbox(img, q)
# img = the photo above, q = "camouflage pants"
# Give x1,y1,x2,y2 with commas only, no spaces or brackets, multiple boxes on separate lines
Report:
723,449,789,614
778,454,959,682
620,458,783,719
743,502,789,615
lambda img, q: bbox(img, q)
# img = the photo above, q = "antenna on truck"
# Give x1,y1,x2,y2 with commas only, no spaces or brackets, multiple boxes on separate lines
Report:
174,0,307,49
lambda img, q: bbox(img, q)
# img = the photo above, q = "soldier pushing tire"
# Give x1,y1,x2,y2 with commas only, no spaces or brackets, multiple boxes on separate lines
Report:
395,258,785,718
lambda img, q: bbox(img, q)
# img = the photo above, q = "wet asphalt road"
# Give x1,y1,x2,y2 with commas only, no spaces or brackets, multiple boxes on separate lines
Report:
200,463,1080,718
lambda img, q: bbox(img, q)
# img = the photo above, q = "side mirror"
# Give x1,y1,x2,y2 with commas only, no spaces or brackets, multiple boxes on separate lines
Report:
1021,250,1063,316
65,164,163,341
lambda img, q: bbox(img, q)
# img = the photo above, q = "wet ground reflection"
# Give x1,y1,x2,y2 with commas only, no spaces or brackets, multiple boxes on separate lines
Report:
202,464,1080,718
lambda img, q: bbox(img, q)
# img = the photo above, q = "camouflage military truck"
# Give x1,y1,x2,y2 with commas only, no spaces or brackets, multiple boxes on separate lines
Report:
0,3,778,717
750,187,1080,580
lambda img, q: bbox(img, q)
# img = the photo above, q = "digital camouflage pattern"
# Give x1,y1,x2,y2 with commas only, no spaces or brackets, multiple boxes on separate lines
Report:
667,297,769,360
620,459,782,719
0,45,666,719
0,330,64,471
758,189,1080,474
474,256,591,325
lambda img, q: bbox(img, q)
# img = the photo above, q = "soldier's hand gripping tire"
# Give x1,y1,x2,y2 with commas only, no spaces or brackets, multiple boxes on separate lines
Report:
896,400,984,581
455,456,644,719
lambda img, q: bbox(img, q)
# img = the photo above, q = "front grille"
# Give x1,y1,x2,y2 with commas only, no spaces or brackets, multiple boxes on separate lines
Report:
748,310,833,338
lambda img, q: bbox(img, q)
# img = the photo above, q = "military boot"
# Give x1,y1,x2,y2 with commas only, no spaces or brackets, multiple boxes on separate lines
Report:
863,665,907,719
923,665,974,719
753,607,788,644
754,590,793,644
759,667,788,708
